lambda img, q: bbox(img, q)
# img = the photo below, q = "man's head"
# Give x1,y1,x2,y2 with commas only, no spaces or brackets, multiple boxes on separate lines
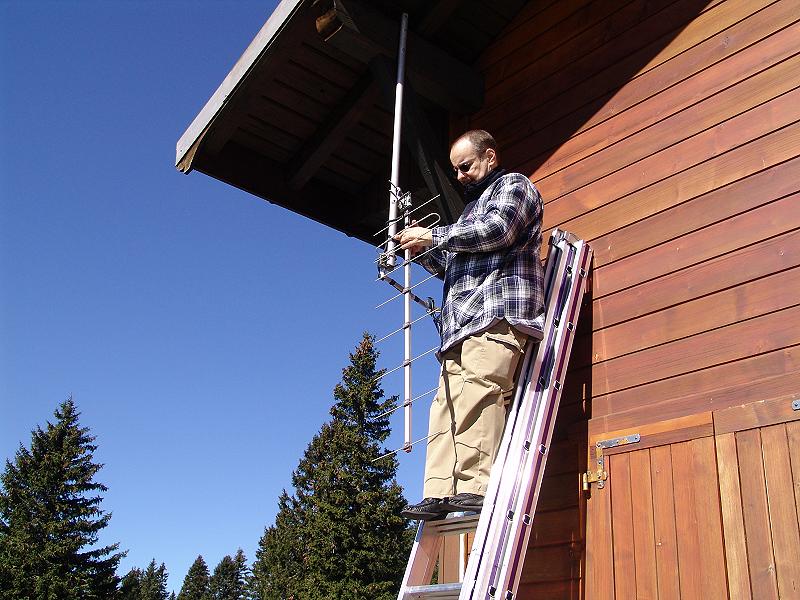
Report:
449,130,499,185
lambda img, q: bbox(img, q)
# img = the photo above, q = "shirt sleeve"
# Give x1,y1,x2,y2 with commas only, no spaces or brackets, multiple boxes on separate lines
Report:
414,245,447,279
430,174,542,254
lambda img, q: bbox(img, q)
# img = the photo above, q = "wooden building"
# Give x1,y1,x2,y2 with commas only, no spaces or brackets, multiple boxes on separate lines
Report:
177,0,800,597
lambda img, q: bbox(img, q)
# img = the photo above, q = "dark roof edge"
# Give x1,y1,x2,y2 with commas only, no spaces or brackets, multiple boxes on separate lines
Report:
175,0,307,172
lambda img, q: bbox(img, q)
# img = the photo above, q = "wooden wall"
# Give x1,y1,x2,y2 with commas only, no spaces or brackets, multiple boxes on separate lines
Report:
458,0,800,597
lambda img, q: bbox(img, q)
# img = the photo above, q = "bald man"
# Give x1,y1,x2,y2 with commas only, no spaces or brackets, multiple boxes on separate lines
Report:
396,130,545,520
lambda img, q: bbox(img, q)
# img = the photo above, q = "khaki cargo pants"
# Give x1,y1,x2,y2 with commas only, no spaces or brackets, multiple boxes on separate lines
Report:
423,320,528,498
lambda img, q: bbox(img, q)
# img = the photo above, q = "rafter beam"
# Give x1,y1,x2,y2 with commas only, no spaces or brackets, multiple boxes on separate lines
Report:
286,70,378,190
418,0,462,36
316,0,483,115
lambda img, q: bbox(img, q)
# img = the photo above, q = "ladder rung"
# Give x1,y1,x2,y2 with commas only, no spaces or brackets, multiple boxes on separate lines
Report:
423,513,480,536
404,582,462,599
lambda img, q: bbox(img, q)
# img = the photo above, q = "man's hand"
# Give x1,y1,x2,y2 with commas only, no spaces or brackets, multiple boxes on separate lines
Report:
394,225,433,255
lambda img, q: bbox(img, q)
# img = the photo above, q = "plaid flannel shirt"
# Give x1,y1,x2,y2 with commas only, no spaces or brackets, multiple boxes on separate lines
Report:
418,172,545,354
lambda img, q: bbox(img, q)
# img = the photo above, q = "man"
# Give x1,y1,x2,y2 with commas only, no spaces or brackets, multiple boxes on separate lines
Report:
395,130,545,521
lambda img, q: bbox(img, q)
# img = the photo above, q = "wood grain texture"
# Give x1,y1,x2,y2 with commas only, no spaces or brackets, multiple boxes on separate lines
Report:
523,4,800,179
533,30,800,193
590,155,800,268
629,450,658,599
761,424,800,598
542,91,800,232
593,229,799,330
585,456,615,599
610,452,637,599
690,437,728,599
593,192,800,297
714,394,800,435
671,441,704,597
548,121,800,247
788,421,800,533
715,433,752,600
650,445,681,599
591,345,800,422
736,428,780,598
593,305,800,396
591,266,800,364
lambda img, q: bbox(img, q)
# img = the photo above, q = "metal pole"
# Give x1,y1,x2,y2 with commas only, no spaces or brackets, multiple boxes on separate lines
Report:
387,13,412,452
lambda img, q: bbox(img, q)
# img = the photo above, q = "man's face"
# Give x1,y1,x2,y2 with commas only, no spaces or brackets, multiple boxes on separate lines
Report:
449,138,497,185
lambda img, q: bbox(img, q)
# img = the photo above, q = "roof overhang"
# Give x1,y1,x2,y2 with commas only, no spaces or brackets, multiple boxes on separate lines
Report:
176,0,527,242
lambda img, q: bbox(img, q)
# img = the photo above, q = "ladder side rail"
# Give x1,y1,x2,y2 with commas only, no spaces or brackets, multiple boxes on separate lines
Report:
399,522,441,599
495,242,592,599
471,242,579,598
460,234,575,599
458,236,566,597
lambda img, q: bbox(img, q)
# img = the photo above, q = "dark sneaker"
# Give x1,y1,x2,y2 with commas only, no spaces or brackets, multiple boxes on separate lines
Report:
401,497,448,521
440,493,484,513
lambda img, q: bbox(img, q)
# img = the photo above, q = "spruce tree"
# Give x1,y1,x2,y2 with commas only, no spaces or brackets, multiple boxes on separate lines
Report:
139,559,169,600
252,334,411,600
178,555,211,600
0,398,124,599
119,567,143,600
209,550,248,600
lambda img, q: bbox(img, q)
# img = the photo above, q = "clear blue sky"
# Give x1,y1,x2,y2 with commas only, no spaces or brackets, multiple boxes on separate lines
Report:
1,1,442,592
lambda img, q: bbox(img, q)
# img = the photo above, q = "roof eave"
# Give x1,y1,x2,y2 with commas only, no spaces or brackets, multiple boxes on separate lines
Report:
175,0,308,172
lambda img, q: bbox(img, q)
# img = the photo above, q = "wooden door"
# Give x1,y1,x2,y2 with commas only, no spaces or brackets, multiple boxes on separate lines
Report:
585,398,800,599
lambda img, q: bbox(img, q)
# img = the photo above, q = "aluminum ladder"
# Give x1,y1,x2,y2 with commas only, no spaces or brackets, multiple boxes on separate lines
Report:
397,229,592,600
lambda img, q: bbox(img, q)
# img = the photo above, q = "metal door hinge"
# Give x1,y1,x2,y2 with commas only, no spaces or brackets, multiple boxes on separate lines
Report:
583,434,640,491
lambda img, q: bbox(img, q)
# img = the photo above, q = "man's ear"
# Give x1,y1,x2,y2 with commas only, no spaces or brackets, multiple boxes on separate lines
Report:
486,148,497,168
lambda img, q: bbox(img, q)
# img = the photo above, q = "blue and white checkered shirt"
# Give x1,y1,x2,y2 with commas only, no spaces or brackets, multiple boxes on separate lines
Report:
418,172,545,354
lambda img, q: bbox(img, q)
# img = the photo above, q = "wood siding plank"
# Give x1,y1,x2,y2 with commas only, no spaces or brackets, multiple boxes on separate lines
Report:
551,122,800,247
715,433,752,600
629,450,658,599
761,424,800,598
593,193,800,297
592,345,800,423
542,91,800,231
499,1,797,174
592,266,800,364
736,428,780,598
610,452,637,599
593,305,800,397
530,23,800,184
594,229,799,329
591,155,800,268
649,445,681,599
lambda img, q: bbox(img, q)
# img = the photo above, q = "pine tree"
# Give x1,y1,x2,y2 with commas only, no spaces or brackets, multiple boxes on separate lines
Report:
0,398,124,599
251,334,411,600
178,555,211,600
209,550,248,600
139,559,169,600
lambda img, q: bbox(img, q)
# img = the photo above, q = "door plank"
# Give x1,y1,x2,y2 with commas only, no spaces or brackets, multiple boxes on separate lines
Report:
760,424,800,598
788,421,800,530
611,452,637,599
715,433,752,599
671,441,703,597
585,455,615,599
629,450,658,599
690,437,728,599
736,428,780,598
649,445,680,599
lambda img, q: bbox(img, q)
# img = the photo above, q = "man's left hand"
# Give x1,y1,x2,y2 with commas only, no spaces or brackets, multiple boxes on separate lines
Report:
394,226,433,254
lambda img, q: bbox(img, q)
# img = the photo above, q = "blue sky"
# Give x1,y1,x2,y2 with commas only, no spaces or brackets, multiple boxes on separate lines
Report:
1,1,442,592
